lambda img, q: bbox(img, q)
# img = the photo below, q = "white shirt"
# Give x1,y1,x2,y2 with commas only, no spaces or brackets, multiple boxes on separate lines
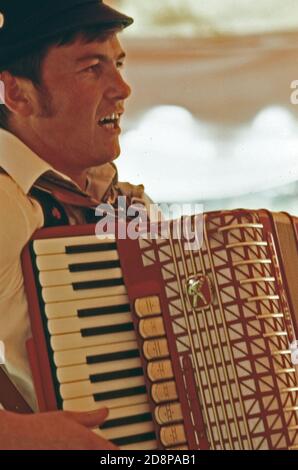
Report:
0,128,148,411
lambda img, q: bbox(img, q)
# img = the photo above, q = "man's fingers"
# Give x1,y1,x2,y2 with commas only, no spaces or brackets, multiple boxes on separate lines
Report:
65,408,109,427
64,409,119,450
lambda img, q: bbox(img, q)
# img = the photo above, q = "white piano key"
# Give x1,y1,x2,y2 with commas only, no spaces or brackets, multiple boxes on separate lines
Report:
45,294,130,319
51,330,136,351
105,402,151,421
60,375,146,400
42,284,127,303
36,250,119,271
92,428,105,440
57,357,142,383
103,421,155,441
95,426,157,450
33,235,116,255
48,312,132,335
39,267,123,287
54,340,138,367
63,393,148,411
94,403,154,443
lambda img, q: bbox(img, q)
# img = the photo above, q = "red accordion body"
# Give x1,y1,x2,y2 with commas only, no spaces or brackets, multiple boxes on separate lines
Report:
22,209,298,450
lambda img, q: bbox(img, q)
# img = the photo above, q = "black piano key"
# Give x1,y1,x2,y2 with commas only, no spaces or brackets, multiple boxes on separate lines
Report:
90,367,143,383
87,348,139,364
69,260,121,272
112,432,157,447
72,278,123,291
94,385,147,403
81,322,134,338
101,412,152,430
78,303,131,318
65,242,117,254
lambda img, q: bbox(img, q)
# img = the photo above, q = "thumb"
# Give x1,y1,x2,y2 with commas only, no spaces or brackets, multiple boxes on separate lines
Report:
65,408,109,428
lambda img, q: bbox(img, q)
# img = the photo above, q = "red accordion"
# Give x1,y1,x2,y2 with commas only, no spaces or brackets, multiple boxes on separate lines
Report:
22,209,298,450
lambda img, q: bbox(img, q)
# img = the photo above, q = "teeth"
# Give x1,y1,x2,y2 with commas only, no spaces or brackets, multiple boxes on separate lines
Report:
99,113,120,123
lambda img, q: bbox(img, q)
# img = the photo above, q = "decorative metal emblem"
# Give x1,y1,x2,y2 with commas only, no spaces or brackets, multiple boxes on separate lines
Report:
186,275,213,310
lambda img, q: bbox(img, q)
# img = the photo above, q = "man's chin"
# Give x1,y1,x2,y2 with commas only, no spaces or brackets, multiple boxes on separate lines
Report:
109,144,121,162
94,151,121,167
112,151,121,162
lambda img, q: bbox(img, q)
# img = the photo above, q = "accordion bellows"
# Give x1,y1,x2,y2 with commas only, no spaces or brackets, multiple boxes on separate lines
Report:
22,209,298,450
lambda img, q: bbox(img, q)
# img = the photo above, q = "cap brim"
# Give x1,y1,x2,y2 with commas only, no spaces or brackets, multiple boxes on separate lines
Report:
40,2,134,33
0,2,133,68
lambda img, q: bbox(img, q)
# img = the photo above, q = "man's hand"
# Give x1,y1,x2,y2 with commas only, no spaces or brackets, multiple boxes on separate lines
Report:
0,408,118,450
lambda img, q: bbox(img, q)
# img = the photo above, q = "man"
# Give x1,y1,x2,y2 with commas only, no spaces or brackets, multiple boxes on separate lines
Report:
0,0,148,450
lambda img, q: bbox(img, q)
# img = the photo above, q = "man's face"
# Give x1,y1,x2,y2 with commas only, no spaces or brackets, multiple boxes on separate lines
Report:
30,33,131,172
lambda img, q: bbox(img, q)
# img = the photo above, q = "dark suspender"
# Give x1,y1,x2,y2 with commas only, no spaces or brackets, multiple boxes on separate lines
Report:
29,186,69,227
29,186,98,226
0,367,33,414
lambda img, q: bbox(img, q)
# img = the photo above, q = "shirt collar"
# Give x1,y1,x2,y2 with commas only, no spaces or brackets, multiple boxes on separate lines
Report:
0,128,117,201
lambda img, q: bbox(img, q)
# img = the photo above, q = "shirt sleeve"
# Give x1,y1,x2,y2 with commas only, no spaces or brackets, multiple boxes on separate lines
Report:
0,176,43,294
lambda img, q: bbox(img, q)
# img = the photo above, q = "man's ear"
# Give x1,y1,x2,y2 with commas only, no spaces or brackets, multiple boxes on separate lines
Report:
0,71,34,117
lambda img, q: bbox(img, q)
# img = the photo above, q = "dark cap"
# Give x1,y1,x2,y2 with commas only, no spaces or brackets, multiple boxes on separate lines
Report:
0,0,133,68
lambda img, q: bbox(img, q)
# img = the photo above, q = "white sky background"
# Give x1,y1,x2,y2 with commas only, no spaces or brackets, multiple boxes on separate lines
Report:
115,0,298,37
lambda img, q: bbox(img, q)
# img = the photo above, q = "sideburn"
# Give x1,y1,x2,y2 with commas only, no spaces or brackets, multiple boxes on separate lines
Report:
35,83,57,118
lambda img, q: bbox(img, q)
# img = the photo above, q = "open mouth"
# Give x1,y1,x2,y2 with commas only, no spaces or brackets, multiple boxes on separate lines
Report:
98,112,121,130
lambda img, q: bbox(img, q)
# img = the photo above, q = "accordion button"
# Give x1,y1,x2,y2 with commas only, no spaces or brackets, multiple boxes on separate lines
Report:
147,360,173,382
135,296,162,318
139,317,165,339
143,338,169,360
166,445,189,450
155,402,183,425
151,381,178,404
160,424,186,447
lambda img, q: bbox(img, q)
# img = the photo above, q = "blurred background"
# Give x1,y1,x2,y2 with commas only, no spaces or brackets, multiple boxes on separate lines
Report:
106,0,298,213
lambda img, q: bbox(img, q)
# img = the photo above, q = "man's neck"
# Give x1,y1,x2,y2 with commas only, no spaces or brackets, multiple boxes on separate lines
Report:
10,124,88,192
60,169,89,192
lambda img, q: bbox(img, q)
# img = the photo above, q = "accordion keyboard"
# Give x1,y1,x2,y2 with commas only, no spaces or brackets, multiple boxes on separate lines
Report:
32,235,158,450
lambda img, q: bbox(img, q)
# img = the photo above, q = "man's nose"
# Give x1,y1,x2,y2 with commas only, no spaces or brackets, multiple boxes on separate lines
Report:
107,72,132,101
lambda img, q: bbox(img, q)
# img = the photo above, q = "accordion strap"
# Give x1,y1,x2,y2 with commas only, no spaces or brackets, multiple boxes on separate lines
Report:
29,186,70,227
29,180,102,225
0,366,32,414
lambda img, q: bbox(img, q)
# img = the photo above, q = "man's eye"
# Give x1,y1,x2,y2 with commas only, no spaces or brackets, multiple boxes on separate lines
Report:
84,63,101,73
